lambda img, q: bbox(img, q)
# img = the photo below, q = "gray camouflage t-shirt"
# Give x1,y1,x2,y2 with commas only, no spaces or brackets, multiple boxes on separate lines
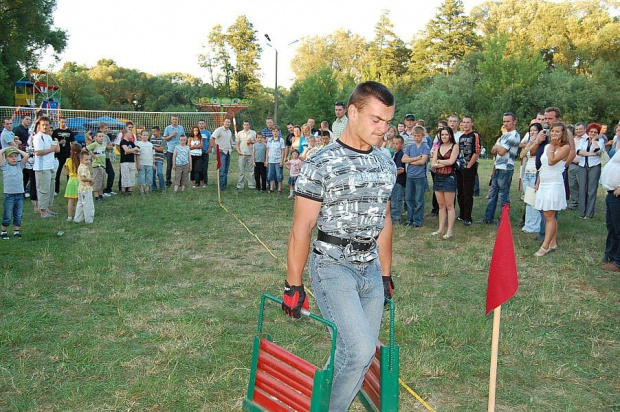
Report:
295,140,396,262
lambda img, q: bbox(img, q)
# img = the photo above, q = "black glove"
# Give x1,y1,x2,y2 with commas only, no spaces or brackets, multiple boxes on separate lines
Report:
383,276,394,304
282,281,309,318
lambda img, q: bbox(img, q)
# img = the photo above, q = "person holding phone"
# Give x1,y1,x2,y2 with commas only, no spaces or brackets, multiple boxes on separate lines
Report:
576,123,603,219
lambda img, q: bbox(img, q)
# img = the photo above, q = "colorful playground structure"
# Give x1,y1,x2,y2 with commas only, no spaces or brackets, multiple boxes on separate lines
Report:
14,69,62,109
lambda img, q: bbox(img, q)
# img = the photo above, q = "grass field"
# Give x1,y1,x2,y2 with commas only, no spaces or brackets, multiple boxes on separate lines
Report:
1,158,618,411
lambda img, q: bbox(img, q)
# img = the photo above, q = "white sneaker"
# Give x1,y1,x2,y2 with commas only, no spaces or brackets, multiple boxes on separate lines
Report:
25,193,30,198
67,217,73,221
110,191,118,195
102,193,112,197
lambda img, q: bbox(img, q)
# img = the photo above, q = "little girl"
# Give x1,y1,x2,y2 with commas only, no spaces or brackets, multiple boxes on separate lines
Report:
285,149,302,199
173,135,191,193
74,149,95,224
64,143,81,220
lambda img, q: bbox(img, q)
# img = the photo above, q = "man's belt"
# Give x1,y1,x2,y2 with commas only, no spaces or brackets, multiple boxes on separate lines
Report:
317,230,377,252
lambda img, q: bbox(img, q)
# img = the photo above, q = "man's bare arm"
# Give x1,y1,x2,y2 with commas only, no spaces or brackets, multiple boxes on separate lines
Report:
286,196,321,286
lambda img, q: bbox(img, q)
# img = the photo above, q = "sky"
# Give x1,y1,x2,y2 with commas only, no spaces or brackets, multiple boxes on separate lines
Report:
42,0,487,90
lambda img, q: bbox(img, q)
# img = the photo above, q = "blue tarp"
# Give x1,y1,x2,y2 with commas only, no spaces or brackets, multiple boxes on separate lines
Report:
87,116,126,128
66,118,90,131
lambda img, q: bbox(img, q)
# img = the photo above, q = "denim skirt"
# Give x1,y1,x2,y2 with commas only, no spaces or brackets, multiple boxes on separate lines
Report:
434,173,456,192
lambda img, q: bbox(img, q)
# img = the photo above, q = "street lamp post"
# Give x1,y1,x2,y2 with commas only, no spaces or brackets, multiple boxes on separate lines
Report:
264,34,298,126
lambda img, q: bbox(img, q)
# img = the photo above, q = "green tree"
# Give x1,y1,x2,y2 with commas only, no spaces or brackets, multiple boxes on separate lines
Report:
0,0,67,104
285,67,339,126
362,10,410,86
291,30,367,90
55,62,106,110
227,15,262,98
471,0,618,73
199,16,262,98
409,0,480,79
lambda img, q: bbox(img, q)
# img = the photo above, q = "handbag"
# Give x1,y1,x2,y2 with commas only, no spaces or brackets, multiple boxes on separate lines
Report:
524,185,537,206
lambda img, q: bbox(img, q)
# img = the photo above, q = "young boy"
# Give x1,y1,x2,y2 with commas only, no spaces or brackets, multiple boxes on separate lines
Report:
74,150,95,224
402,126,430,227
135,130,154,195
1,147,29,239
172,135,191,193
252,132,267,192
150,126,165,192
390,135,406,224
265,127,285,194
86,132,107,201
119,129,139,195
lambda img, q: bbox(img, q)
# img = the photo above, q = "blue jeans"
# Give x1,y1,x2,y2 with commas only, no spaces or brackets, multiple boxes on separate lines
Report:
405,177,426,225
219,151,230,190
390,183,405,224
522,172,541,232
152,161,165,191
267,163,283,182
309,252,384,411
3,193,24,228
484,169,513,222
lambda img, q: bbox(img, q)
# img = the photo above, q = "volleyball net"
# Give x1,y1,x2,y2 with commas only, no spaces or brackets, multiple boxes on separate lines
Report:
0,106,222,144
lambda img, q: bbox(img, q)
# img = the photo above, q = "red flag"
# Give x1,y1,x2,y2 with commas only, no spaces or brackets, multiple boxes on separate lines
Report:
486,204,519,315
216,144,221,170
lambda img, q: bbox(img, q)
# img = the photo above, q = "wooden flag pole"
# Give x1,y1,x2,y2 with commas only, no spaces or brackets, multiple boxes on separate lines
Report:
488,305,502,412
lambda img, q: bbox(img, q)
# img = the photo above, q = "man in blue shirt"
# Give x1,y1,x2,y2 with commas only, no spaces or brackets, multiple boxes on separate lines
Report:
261,117,275,142
198,119,212,187
401,126,430,227
163,116,185,187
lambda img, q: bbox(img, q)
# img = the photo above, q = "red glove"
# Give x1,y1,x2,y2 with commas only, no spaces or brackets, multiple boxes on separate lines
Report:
282,281,309,318
383,276,394,304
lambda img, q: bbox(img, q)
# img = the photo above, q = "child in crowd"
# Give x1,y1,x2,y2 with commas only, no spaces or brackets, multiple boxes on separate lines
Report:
173,135,191,193
285,149,302,199
86,132,107,201
266,127,285,194
390,135,406,224
150,126,165,192
74,149,95,224
120,129,139,195
301,136,318,160
136,130,154,195
252,132,267,192
1,147,29,239
64,143,81,220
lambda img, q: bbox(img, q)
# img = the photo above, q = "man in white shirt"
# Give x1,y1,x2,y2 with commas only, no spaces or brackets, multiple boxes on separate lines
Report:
568,122,587,210
33,117,59,218
212,118,233,190
235,120,256,189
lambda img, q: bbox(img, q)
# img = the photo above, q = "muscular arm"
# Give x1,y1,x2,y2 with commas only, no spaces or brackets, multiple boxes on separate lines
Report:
286,196,321,286
377,202,393,277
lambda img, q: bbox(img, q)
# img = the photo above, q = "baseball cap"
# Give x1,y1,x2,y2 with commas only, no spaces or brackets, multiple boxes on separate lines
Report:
404,114,415,121
4,147,18,157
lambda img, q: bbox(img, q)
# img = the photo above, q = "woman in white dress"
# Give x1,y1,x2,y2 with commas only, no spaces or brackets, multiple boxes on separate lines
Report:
534,122,571,257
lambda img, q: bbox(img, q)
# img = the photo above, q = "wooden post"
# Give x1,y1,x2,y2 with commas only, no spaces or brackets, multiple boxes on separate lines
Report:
488,305,502,412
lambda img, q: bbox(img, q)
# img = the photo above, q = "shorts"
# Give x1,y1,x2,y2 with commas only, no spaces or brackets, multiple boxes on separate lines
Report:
92,167,106,192
288,175,298,186
174,164,190,187
120,162,137,188
268,163,283,182
434,173,456,192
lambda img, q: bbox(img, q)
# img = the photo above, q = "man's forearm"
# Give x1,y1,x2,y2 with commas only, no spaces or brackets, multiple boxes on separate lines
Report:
287,227,312,286
377,211,393,277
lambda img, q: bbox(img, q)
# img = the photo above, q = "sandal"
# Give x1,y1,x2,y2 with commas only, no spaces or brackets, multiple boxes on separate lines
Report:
534,247,550,257
442,233,454,240
431,231,443,236
548,244,558,252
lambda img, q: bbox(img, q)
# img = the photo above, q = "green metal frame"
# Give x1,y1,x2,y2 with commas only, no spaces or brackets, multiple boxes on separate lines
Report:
358,298,400,411
243,294,337,412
